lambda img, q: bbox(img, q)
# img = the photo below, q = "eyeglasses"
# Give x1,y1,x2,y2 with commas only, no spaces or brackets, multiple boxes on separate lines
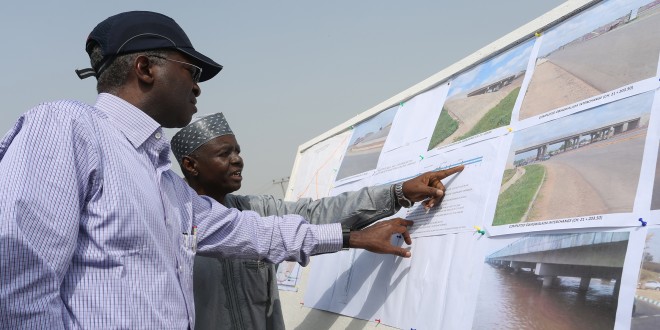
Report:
148,55,202,83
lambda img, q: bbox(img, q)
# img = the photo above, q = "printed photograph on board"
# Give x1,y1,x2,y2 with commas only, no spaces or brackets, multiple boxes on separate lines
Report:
492,91,653,227
632,227,660,329
335,106,398,181
472,231,630,330
650,148,660,210
428,38,534,150
519,0,660,119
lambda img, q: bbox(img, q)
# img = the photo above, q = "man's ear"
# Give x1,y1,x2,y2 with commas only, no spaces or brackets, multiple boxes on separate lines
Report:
134,55,156,84
182,156,198,176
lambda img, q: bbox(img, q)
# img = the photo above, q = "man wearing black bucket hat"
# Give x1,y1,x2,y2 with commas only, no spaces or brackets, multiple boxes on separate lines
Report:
0,11,436,329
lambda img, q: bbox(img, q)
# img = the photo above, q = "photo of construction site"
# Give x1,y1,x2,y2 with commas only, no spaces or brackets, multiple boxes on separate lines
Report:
335,106,398,181
493,91,653,226
472,231,630,330
519,0,660,119
427,38,534,150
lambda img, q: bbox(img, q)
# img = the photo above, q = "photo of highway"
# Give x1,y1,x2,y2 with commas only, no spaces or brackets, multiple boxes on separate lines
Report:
493,92,653,226
520,0,660,119
335,106,397,181
633,228,660,329
472,231,629,330
428,39,534,150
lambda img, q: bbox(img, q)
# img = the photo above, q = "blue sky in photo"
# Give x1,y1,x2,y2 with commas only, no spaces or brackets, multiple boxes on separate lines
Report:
447,38,535,98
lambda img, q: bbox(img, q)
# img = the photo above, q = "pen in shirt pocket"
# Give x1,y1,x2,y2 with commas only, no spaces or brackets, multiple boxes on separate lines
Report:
183,232,190,249
192,226,198,252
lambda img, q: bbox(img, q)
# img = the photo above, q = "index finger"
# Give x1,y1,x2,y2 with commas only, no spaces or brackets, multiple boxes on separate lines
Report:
433,164,464,179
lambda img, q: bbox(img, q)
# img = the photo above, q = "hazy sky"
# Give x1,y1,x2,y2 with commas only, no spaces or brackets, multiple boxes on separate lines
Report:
0,0,565,198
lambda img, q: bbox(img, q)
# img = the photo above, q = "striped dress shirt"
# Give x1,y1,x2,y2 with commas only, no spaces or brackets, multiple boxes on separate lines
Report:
0,93,341,329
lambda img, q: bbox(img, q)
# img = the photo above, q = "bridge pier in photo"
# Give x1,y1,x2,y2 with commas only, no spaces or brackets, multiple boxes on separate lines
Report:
542,276,558,288
579,277,591,291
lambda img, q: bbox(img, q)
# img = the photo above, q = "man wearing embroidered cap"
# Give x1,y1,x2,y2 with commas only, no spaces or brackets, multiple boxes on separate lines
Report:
0,11,435,329
171,113,464,330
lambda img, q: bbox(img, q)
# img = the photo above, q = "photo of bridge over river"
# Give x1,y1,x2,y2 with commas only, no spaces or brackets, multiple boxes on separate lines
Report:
472,231,629,330
519,0,660,120
493,91,653,226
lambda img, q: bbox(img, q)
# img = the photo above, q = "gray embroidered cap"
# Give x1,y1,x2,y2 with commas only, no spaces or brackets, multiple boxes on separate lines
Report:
171,112,234,164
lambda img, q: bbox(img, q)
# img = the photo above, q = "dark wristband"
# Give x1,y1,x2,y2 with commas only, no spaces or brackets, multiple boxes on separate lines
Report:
342,227,351,249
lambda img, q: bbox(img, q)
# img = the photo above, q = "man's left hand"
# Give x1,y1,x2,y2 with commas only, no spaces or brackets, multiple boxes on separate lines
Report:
348,218,413,257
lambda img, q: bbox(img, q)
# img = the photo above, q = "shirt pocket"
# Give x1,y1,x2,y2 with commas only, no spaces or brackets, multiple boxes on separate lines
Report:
239,260,273,305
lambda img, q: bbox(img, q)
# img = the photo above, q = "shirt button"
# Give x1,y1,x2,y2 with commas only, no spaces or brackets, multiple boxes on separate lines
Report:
155,132,162,139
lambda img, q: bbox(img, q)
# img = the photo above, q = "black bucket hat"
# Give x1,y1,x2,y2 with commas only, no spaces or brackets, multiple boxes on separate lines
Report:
75,11,222,82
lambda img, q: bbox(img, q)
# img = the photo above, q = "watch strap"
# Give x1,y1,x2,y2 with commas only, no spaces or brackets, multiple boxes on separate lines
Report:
394,182,413,208
342,227,351,249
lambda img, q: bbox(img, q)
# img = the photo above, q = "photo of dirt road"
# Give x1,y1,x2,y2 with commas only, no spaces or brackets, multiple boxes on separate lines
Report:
520,0,660,119
493,92,654,226
428,39,534,150
335,106,397,181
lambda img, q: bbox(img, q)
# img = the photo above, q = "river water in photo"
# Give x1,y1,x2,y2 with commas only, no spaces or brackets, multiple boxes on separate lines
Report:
472,264,618,329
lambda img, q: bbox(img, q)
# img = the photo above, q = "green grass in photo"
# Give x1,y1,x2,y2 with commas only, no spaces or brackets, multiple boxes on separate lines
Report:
428,108,458,150
456,87,520,141
493,164,545,226
500,169,516,187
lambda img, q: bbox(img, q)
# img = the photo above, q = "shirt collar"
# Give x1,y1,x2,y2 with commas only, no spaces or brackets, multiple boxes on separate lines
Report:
95,93,161,149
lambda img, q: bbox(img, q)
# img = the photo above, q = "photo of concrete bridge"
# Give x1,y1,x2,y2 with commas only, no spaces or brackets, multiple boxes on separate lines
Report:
494,92,653,225
514,117,642,165
473,232,628,330
520,1,660,119
430,73,522,149
428,39,533,150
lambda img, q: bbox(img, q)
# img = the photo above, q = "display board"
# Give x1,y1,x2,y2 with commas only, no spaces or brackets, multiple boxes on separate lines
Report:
282,1,660,329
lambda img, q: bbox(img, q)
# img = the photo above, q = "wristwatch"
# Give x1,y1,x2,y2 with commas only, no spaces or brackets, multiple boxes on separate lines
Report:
394,182,413,208
342,227,351,250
